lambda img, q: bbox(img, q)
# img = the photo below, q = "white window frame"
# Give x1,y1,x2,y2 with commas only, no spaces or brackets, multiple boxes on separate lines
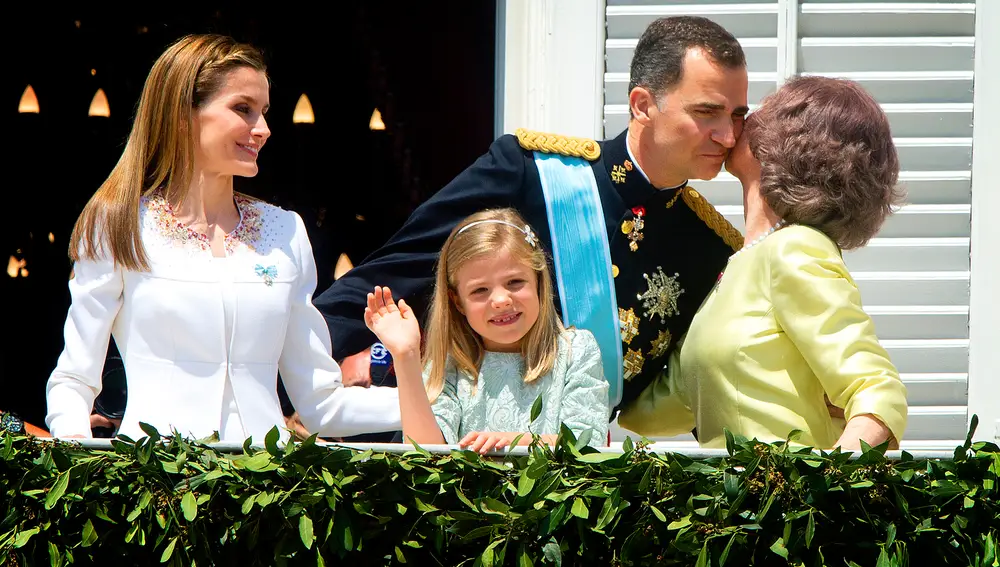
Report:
499,0,999,443
495,0,606,139
968,0,1000,442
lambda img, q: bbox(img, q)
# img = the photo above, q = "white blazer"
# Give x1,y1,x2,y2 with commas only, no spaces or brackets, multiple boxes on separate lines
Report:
45,190,400,442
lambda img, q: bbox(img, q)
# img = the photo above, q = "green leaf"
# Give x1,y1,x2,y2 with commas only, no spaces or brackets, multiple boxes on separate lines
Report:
481,539,503,567
300,514,315,549
45,471,69,510
81,519,98,547
570,498,589,519
139,421,161,442
160,537,177,563
530,393,544,423
317,550,326,567
181,491,197,522
49,541,62,567
241,452,277,472
14,527,40,548
719,533,736,567
695,541,710,567
519,547,534,567
668,514,691,530
770,538,788,559
542,539,562,566
517,471,535,497
806,510,815,548
649,505,667,523
876,547,891,567
241,494,257,515
576,453,620,464
637,463,653,492
886,522,896,547
265,426,281,457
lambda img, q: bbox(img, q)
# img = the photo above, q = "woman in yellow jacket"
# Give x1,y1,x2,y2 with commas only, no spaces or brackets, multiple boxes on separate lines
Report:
620,76,907,450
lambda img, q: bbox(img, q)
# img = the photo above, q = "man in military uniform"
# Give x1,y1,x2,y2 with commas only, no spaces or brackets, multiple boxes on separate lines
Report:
314,16,748,430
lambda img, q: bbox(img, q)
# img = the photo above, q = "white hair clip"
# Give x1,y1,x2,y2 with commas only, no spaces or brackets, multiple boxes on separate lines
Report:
457,220,538,248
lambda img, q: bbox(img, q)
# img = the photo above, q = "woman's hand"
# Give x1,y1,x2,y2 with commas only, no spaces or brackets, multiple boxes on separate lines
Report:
834,413,897,450
458,431,558,454
363,286,421,360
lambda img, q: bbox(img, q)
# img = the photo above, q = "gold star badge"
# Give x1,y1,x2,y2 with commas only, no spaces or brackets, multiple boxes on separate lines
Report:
636,267,685,324
649,329,673,360
623,348,645,381
619,307,640,345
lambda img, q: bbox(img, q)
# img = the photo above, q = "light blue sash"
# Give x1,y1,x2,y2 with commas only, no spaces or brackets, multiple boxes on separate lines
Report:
534,152,623,407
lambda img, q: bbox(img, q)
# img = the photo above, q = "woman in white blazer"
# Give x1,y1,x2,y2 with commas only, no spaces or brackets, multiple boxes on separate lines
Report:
45,34,401,442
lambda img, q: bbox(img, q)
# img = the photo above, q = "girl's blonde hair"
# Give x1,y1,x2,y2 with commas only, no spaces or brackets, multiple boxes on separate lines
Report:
69,34,267,271
423,208,563,403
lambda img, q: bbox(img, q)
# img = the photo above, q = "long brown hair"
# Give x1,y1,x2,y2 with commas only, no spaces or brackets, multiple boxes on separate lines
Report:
69,34,267,271
423,208,563,403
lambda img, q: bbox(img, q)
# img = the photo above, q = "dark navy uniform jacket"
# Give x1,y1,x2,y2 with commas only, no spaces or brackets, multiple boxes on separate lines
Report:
313,128,739,413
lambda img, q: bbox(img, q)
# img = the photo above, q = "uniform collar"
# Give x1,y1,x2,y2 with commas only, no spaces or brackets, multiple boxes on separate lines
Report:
602,129,687,210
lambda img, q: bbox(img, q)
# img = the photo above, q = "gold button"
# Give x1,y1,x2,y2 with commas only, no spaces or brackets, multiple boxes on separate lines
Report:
612,264,620,278
688,189,701,199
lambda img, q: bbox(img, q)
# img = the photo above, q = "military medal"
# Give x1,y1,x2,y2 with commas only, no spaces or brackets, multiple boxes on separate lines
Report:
621,206,646,252
619,307,640,345
623,348,645,381
637,267,684,323
649,329,673,360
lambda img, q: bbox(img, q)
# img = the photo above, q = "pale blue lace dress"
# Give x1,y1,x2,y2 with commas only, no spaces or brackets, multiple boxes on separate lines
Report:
429,329,610,447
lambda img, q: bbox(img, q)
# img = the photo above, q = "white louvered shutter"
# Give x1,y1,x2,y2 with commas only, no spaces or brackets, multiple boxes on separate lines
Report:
603,0,974,449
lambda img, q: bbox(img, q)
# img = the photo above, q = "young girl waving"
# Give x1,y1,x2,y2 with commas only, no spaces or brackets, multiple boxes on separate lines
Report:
364,208,610,453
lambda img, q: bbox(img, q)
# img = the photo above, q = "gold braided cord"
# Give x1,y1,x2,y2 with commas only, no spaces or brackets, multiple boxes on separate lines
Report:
682,187,744,252
514,128,601,161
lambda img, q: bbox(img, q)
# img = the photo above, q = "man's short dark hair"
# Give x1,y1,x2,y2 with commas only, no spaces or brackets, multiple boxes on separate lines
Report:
628,16,746,97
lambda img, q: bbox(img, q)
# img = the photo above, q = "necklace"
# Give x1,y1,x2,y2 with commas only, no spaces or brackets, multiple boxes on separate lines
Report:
717,219,787,285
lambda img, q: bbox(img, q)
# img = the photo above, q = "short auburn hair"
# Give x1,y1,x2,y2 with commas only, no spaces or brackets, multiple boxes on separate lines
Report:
746,76,903,250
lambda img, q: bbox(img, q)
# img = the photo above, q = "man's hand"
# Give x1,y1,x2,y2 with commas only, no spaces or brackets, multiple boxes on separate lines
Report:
340,348,372,388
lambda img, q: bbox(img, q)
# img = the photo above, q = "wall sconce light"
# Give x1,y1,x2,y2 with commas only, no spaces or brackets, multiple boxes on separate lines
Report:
369,108,385,131
19,85,39,113
7,256,27,278
89,88,110,117
292,94,314,124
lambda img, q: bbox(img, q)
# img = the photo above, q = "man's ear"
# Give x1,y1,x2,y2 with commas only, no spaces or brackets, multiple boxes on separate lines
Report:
629,86,660,125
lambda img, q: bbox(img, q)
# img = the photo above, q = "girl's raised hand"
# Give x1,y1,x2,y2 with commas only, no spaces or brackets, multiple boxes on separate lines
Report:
363,286,421,359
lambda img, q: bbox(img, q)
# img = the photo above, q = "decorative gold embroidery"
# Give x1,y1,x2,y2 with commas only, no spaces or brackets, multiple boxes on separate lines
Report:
623,348,645,381
619,307,640,345
682,187,743,251
514,128,601,160
649,329,673,360
636,267,685,323
665,186,684,209
611,164,627,184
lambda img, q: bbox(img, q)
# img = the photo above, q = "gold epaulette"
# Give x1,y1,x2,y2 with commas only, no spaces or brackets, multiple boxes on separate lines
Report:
681,187,744,252
514,128,601,161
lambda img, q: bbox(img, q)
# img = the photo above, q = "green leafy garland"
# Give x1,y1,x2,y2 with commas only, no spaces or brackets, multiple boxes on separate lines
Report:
2,419,997,566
